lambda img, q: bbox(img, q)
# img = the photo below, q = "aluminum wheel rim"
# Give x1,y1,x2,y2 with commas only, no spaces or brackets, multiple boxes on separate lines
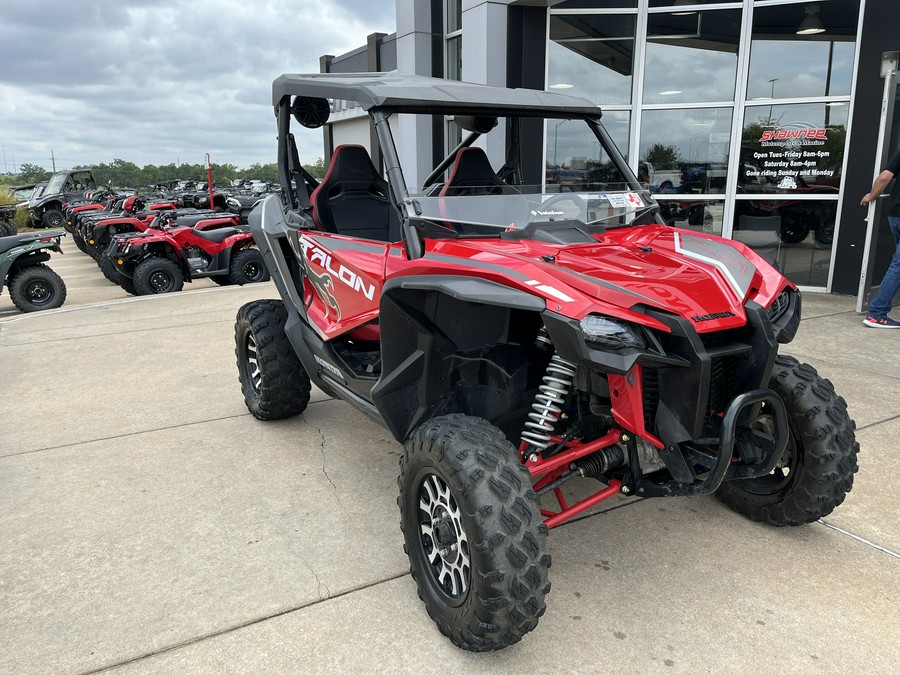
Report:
417,472,470,598
245,333,262,393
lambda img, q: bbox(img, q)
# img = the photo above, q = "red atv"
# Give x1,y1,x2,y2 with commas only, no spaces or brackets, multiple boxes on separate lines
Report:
71,196,177,256
85,201,237,283
108,211,267,294
234,74,859,651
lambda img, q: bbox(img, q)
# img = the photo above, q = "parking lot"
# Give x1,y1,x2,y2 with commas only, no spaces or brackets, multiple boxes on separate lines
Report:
2,236,899,673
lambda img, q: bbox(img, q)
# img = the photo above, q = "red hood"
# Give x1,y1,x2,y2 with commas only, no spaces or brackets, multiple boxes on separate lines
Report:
547,228,762,326
426,225,787,333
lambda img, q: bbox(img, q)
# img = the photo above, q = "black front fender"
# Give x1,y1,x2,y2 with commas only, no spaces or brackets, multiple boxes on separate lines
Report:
372,275,546,442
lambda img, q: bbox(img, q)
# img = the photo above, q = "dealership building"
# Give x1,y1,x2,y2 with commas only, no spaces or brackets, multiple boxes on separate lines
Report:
318,0,897,305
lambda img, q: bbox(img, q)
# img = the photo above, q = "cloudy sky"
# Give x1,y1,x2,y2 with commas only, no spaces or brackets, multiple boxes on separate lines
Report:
0,0,395,173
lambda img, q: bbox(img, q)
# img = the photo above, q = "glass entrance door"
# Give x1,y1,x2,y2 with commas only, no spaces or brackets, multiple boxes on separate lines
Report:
858,55,900,311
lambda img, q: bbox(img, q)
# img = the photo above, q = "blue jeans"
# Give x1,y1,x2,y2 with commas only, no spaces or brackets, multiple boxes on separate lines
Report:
869,216,900,317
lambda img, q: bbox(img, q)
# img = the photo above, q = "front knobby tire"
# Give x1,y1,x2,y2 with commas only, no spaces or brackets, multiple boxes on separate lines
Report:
98,255,123,284
133,257,184,295
399,414,551,651
235,300,311,420
716,355,859,526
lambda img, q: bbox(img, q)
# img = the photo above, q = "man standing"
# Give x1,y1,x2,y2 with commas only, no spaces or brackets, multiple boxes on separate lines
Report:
860,148,900,327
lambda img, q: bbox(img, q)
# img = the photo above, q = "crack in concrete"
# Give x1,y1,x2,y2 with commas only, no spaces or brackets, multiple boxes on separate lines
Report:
294,550,330,601
311,422,337,493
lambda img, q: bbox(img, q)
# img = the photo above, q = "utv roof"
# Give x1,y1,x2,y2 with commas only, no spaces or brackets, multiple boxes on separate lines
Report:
272,72,603,118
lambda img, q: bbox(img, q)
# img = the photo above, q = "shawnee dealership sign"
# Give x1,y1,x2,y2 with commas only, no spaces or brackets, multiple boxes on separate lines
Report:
741,122,839,190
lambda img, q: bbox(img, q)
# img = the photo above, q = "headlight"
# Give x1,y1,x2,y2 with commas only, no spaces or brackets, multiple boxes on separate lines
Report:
580,315,646,351
197,196,208,205
226,198,240,208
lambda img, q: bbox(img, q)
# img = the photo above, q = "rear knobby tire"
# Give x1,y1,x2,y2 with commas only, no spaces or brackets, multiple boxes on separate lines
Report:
399,414,551,651
716,355,859,526
8,264,67,312
229,248,269,285
234,299,311,420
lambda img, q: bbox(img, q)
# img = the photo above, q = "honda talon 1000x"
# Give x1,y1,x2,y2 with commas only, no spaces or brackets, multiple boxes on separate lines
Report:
234,73,859,651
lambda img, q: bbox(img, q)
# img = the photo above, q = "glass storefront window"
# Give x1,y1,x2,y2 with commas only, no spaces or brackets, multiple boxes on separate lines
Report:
747,1,860,100
639,108,732,194
732,197,834,286
447,0,461,33
657,198,724,236
643,10,740,104
554,0,637,8
546,112,630,190
738,102,848,194
649,1,737,7
446,35,461,81
548,14,635,105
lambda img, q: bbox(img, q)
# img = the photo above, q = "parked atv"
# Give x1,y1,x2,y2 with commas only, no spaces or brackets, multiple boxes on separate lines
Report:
108,213,266,294
0,204,17,237
26,169,98,228
0,231,67,312
234,73,859,652
91,208,240,285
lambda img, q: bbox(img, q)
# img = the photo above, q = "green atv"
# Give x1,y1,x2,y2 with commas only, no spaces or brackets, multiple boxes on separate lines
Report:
0,231,67,312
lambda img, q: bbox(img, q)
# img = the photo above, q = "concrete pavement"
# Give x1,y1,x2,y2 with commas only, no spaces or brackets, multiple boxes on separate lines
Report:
2,236,898,673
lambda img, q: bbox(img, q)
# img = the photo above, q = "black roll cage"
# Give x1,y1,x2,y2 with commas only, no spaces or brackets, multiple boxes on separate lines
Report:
272,73,644,260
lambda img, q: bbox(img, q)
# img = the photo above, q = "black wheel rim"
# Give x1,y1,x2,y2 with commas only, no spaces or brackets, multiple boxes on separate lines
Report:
24,278,54,306
416,471,470,599
244,332,262,393
149,269,174,292
47,212,63,227
741,415,801,497
243,260,264,282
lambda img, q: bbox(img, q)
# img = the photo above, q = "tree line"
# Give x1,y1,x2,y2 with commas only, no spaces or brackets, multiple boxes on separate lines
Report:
0,158,326,190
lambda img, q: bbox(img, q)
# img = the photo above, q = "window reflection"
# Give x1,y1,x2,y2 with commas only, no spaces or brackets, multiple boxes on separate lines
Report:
548,14,635,105
747,1,859,100
733,197,834,286
643,10,740,104
546,113,630,190
649,0,734,7
658,199,724,236
554,0,637,8
738,102,848,194
640,108,732,195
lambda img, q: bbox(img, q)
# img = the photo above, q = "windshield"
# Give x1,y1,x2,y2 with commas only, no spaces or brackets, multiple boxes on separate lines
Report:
45,174,67,194
408,184,657,235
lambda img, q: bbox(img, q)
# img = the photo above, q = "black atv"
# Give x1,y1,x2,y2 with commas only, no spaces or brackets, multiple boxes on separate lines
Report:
27,169,98,229
0,231,67,312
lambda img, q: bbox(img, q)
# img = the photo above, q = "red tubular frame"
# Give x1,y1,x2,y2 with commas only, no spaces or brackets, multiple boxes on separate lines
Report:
526,429,625,529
